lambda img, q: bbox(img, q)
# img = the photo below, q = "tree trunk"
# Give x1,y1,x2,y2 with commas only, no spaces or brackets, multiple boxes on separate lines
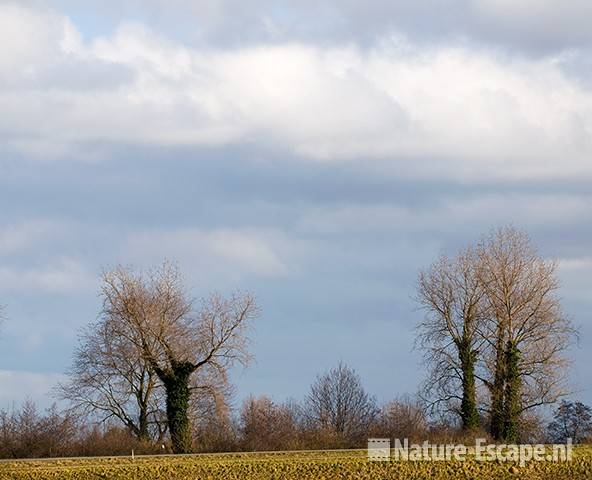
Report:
138,409,150,442
459,342,479,430
502,341,521,442
489,323,506,440
162,364,194,454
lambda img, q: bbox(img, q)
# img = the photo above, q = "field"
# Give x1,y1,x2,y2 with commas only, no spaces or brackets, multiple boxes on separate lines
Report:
2,447,592,480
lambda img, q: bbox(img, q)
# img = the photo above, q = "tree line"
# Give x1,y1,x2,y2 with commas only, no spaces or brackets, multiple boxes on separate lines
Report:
1,369,590,459
0,225,585,458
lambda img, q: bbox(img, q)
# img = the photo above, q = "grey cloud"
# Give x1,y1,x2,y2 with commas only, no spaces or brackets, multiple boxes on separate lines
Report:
0,148,590,402
18,58,133,91
30,0,592,54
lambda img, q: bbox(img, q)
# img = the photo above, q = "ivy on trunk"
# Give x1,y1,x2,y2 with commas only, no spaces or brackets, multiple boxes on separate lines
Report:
160,363,196,454
502,342,521,443
459,342,479,430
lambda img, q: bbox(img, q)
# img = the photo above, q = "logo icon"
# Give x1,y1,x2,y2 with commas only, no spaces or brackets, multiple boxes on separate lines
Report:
368,438,391,461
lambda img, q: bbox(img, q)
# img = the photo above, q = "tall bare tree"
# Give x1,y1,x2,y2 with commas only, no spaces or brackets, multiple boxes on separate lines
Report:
477,226,574,441
416,246,485,430
304,362,378,446
416,226,575,441
102,262,257,453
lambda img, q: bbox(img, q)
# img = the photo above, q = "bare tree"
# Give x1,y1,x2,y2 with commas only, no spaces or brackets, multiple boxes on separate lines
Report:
239,395,299,451
477,226,574,441
415,226,575,442
191,372,236,452
101,262,257,453
375,395,428,442
416,247,485,430
548,400,592,444
57,317,166,442
0,402,78,459
304,362,378,446
192,397,236,453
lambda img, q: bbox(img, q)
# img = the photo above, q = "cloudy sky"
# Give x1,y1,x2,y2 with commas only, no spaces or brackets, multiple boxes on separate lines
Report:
0,0,591,411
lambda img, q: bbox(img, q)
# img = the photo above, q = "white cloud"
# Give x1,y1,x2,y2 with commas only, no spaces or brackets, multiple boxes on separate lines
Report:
0,370,65,408
124,228,295,283
0,3,79,75
2,4,592,181
0,259,97,293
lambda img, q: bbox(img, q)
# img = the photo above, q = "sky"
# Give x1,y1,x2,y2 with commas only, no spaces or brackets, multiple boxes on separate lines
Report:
0,0,590,412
